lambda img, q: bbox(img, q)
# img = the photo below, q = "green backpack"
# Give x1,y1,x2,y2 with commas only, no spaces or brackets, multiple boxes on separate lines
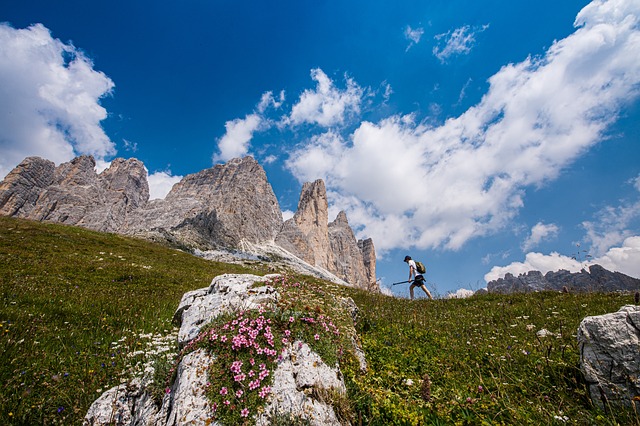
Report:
415,261,426,274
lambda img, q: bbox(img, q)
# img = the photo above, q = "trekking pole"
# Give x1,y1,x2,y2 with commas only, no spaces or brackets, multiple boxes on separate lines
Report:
392,280,414,286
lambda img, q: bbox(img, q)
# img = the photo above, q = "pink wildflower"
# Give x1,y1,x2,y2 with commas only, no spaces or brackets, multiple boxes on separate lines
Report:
258,385,272,399
220,387,228,395
241,408,249,417
314,334,320,341
236,389,244,398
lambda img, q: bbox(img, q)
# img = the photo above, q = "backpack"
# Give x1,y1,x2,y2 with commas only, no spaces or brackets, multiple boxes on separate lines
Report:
415,261,426,274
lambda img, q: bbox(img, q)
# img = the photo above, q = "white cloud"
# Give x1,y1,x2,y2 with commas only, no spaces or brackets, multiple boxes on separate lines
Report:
595,235,640,278
258,90,285,113
285,68,364,128
285,0,640,255
0,23,116,179
522,222,559,251
446,288,475,299
484,235,640,282
484,251,585,282
433,24,488,63
213,113,262,163
582,185,640,256
147,170,183,200
404,25,424,51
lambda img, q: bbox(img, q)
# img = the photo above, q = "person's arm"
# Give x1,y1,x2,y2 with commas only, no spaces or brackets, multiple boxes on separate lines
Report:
408,265,414,282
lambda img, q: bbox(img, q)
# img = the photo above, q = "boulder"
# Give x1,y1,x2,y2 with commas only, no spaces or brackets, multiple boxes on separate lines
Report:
578,305,640,409
84,274,362,425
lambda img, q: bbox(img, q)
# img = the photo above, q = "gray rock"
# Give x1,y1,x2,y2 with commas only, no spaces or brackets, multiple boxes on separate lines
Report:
0,156,56,217
173,274,279,347
328,211,370,290
578,305,640,410
255,341,346,426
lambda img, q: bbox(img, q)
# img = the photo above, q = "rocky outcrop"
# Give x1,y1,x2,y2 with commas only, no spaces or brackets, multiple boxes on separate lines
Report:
487,264,640,294
124,157,283,249
276,181,377,291
0,155,377,288
277,180,332,269
0,156,148,233
578,305,640,409
84,274,360,425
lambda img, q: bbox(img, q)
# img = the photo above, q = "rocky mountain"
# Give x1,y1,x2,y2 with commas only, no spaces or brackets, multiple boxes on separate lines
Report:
0,155,376,290
487,264,640,294
275,179,376,290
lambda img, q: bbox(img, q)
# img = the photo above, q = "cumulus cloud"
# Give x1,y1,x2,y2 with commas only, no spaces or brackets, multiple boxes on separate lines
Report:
285,68,364,128
285,0,640,255
213,114,262,163
446,288,475,299
433,24,488,63
522,222,559,251
147,170,183,200
404,25,424,51
0,23,116,179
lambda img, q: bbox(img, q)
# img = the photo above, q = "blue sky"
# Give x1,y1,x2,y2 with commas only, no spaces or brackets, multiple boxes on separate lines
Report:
1,0,640,297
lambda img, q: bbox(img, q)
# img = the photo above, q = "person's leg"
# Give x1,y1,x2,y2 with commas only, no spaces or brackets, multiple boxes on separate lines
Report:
421,285,433,299
409,284,415,299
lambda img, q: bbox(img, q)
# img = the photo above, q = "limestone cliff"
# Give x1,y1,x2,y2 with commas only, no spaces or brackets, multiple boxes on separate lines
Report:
276,181,376,291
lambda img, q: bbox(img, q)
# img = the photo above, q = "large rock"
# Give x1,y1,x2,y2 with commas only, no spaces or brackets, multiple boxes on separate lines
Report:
578,305,640,409
487,264,640,294
84,274,360,425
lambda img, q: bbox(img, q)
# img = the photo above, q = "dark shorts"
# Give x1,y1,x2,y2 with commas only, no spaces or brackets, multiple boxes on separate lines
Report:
411,275,424,286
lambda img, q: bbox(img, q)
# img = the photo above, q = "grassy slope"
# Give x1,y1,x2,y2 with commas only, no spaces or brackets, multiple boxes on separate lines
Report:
0,216,262,425
0,216,638,425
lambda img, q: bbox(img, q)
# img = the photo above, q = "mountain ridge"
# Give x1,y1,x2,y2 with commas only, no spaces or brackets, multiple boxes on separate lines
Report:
0,155,377,290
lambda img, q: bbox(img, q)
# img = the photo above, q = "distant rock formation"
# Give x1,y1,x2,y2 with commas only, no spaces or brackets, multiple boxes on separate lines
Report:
578,305,640,409
275,180,376,290
0,155,376,290
487,264,640,294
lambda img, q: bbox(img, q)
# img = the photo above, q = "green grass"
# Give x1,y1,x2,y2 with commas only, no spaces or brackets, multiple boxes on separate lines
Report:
1,216,639,425
0,216,262,425
337,289,640,425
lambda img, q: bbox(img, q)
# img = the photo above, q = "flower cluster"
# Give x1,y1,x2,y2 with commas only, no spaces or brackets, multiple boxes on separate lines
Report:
170,275,346,424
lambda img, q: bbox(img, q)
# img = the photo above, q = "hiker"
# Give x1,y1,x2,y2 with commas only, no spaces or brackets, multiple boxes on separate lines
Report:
404,255,433,300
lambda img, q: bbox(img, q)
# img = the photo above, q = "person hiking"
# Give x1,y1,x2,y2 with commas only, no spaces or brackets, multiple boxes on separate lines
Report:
404,255,433,300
